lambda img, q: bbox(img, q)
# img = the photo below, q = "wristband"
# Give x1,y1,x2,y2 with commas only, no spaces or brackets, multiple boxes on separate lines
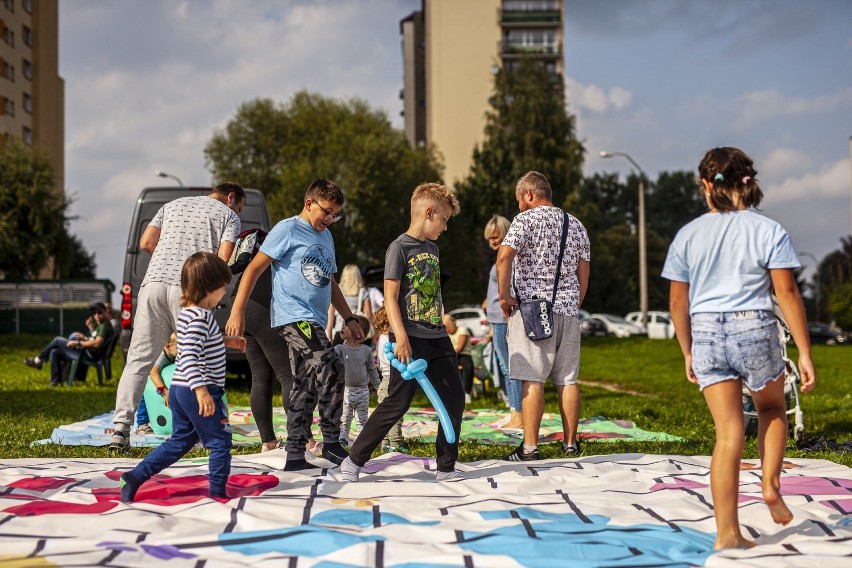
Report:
156,386,167,397
344,315,359,325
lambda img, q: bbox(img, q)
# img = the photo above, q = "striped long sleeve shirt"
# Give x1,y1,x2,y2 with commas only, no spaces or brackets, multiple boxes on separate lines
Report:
172,307,226,390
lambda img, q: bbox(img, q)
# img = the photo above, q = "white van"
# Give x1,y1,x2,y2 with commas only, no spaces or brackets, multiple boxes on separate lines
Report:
625,311,676,339
119,187,272,371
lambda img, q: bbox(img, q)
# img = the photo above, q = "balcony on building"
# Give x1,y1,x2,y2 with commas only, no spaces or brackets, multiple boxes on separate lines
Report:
499,0,561,27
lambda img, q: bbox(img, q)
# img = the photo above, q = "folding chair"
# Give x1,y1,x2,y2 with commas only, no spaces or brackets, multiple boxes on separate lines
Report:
67,334,118,386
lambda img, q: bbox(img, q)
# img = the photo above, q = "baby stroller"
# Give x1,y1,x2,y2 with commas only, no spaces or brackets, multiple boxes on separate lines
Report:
742,297,805,441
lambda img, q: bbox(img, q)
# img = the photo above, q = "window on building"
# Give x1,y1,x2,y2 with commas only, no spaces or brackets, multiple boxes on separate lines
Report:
23,0,31,15
2,96,14,117
4,0,14,14
23,92,31,113
22,24,31,47
22,126,31,145
2,24,14,47
22,58,30,80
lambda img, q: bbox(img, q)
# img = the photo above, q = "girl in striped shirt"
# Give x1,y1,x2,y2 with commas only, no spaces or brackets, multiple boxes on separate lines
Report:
121,252,245,502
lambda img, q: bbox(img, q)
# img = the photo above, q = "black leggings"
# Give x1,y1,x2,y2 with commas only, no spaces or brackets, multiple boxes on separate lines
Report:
348,335,465,472
458,354,474,394
244,299,294,443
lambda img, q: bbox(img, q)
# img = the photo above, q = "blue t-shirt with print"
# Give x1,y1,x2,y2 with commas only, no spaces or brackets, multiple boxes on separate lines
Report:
260,215,337,328
661,210,800,314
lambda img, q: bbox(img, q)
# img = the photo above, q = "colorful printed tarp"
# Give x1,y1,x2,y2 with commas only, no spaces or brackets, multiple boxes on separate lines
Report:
1,453,849,567
34,406,682,447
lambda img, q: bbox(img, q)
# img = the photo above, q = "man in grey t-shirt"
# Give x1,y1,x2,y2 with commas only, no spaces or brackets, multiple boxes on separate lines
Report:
109,182,245,450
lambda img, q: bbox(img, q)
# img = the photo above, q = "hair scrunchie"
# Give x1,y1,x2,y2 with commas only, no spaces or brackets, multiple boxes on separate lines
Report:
742,176,751,184
714,173,724,182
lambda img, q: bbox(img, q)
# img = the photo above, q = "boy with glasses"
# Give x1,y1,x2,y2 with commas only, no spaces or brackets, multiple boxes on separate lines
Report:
226,179,363,471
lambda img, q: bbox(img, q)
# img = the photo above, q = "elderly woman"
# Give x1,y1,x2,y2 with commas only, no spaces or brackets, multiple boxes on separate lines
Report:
484,214,523,428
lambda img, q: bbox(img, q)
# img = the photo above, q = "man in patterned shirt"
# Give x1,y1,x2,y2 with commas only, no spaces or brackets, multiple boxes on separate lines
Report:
497,171,590,461
110,182,245,451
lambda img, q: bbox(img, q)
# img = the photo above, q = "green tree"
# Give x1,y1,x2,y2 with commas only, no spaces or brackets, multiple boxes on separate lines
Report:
204,92,442,267
442,59,585,307
828,282,852,330
0,139,85,279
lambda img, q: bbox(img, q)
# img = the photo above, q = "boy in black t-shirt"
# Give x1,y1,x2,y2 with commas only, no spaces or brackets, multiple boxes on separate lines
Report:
340,183,466,481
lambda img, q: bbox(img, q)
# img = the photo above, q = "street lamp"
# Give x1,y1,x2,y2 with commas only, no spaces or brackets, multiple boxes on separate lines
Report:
798,251,820,322
155,170,184,187
600,150,648,329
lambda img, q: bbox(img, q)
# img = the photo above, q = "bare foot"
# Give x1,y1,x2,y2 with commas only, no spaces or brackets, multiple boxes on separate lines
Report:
714,536,756,550
505,411,524,429
764,486,793,525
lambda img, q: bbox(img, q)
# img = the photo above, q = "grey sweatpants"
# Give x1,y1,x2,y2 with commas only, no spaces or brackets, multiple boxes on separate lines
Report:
340,385,370,443
278,321,345,454
113,282,183,430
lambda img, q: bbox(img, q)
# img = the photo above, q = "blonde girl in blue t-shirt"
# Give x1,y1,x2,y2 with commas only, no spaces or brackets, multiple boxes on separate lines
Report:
663,147,816,550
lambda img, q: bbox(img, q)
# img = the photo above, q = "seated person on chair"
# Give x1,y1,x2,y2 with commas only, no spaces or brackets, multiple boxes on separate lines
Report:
24,302,115,386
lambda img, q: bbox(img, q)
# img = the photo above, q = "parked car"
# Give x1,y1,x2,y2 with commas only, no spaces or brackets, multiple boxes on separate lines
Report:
591,313,646,338
120,186,272,373
626,310,676,339
578,309,608,337
448,306,489,343
807,322,849,346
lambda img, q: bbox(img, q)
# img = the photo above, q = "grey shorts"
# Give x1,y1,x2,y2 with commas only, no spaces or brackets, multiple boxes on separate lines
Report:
507,310,580,386
691,311,785,392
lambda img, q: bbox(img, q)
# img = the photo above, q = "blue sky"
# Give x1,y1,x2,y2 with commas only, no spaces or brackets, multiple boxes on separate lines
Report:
59,0,852,303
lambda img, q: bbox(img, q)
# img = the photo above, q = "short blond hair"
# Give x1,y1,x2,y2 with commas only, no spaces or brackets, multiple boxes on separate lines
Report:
411,182,460,217
338,264,364,296
483,214,510,240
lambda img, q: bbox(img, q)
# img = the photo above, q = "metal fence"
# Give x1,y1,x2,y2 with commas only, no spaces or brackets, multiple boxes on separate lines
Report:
0,279,115,336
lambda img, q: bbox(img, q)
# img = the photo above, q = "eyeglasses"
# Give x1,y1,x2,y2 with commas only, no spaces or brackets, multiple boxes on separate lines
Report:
312,201,343,223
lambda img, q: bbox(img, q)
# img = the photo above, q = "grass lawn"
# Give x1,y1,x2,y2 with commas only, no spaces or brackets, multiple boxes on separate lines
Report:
1,334,850,468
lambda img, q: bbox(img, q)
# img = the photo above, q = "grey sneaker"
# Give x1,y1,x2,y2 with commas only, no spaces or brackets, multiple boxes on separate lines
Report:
109,430,130,451
24,357,43,370
135,424,154,436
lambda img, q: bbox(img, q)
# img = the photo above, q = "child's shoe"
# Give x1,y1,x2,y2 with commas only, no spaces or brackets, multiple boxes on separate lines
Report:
135,423,154,436
436,470,465,481
119,472,142,502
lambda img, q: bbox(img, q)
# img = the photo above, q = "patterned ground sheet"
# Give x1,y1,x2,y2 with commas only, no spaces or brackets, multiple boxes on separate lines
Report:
0,453,849,567
35,406,682,447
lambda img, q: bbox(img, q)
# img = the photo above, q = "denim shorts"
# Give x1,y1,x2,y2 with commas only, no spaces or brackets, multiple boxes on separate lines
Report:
691,311,785,392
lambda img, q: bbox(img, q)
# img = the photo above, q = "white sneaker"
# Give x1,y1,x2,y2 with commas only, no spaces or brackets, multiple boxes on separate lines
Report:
135,424,154,436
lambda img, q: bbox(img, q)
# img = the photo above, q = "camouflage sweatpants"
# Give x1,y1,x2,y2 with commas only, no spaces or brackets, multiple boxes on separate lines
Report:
278,320,345,455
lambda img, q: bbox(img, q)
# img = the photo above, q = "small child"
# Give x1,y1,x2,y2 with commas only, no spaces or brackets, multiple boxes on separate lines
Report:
663,147,816,549
120,252,246,502
373,307,406,452
135,333,176,436
340,182,465,482
335,314,381,446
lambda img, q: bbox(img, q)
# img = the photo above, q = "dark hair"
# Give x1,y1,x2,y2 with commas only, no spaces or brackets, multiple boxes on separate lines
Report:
305,178,344,206
212,181,246,204
516,171,552,201
698,147,763,211
180,252,232,307
351,313,371,336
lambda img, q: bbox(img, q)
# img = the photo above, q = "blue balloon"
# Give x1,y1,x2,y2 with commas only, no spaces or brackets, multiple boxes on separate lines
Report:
385,342,456,443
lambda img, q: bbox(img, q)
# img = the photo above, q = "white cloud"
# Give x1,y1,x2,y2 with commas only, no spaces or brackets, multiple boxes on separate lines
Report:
566,78,633,113
764,158,851,205
736,87,852,123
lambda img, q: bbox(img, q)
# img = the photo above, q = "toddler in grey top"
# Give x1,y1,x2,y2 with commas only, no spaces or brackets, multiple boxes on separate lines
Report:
334,315,380,445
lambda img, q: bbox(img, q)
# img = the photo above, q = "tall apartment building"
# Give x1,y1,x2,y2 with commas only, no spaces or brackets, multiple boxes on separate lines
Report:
0,0,64,191
401,0,563,187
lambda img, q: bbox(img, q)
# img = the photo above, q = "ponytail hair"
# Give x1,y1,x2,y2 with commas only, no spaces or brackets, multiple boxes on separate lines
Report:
698,147,763,211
